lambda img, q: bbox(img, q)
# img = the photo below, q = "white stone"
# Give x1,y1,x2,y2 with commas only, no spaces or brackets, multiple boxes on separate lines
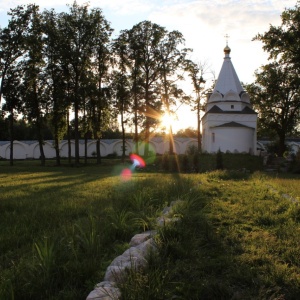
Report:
104,265,127,283
129,231,156,247
86,281,121,300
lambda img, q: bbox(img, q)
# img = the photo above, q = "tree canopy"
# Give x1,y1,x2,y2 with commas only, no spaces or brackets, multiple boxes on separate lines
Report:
248,1,300,156
0,2,205,164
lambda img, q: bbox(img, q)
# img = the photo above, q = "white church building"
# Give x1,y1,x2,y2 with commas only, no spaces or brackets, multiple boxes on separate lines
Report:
201,44,257,154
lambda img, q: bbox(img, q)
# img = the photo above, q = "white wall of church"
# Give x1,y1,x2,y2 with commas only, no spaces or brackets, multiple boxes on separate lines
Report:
202,126,256,154
209,127,255,154
201,112,257,154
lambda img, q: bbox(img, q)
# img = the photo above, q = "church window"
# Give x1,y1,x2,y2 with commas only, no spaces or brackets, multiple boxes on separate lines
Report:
231,105,234,109
212,132,215,143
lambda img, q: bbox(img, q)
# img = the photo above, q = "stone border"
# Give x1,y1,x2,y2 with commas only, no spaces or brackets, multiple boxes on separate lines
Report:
86,201,181,300
266,184,299,204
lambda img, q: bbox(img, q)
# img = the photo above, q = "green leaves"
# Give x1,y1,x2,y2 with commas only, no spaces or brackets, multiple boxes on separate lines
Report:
34,237,56,277
249,3,300,156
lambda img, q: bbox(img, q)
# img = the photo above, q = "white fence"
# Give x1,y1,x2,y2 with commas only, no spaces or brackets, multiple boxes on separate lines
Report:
0,138,198,159
2,138,298,160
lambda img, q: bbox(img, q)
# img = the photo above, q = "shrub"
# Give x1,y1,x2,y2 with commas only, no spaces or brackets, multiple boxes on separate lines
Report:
216,149,224,170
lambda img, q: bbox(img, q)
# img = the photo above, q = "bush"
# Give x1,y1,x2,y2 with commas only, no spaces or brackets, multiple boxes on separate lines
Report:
216,149,224,170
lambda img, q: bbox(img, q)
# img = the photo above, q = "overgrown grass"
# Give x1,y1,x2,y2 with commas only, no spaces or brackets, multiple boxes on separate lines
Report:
119,171,300,300
0,161,299,299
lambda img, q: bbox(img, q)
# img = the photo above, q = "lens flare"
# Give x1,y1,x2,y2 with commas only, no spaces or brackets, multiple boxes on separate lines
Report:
121,168,132,181
120,154,146,181
130,153,146,168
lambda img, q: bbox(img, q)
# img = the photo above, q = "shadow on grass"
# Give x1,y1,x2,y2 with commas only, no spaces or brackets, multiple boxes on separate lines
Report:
119,176,300,299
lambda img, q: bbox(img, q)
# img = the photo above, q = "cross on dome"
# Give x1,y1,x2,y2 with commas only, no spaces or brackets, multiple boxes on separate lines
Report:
224,34,231,55
224,34,230,46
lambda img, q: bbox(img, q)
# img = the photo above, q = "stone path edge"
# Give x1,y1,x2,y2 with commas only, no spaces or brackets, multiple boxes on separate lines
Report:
86,200,181,300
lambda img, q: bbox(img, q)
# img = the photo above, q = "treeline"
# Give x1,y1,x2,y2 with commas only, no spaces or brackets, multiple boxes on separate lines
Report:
0,117,198,141
0,2,205,166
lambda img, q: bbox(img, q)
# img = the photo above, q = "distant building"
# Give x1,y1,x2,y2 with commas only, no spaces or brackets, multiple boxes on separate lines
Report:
201,45,257,154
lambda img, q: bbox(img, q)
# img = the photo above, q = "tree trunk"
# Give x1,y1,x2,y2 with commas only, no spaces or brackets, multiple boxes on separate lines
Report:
278,132,286,157
162,69,174,155
84,133,88,164
145,115,150,158
196,92,201,153
34,88,45,166
168,127,174,155
54,132,61,166
36,116,45,166
96,139,101,164
134,106,139,154
74,98,80,165
121,109,126,163
38,139,45,166
54,118,61,166
133,76,139,155
9,111,14,166
197,109,201,152
67,111,72,164
144,80,150,158
96,76,102,165
9,138,14,166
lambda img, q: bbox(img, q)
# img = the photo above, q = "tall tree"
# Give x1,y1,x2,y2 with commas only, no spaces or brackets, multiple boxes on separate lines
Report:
0,4,36,166
246,62,300,156
2,66,23,165
21,5,48,166
113,32,132,161
0,4,34,106
158,30,191,154
252,2,300,156
58,2,96,165
114,29,143,154
0,114,9,140
111,71,131,162
43,9,68,166
90,7,113,164
186,60,206,152
126,21,166,157
254,2,300,74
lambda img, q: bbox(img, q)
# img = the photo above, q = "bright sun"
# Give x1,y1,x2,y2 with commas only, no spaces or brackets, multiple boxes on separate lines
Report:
160,113,176,132
159,106,197,133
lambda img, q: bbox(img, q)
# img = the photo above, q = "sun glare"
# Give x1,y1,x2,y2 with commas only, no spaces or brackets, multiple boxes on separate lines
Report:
159,107,198,133
160,113,176,132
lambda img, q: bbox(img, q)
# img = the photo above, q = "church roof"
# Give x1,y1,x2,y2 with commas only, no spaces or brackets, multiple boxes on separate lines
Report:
212,121,254,129
205,105,257,115
241,106,257,114
207,105,224,113
213,45,244,96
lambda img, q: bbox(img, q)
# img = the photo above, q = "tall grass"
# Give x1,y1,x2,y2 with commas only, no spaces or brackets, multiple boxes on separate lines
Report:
120,170,300,299
0,161,299,299
0,161,194,299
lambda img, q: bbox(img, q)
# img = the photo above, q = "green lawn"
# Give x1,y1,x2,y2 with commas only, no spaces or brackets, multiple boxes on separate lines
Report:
0,161,299,299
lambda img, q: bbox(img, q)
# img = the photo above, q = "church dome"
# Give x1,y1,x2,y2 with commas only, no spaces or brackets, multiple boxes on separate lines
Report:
224,45,231,55
208,43,244,102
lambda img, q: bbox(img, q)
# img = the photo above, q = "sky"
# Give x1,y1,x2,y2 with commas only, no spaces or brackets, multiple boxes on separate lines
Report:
0,0,297,131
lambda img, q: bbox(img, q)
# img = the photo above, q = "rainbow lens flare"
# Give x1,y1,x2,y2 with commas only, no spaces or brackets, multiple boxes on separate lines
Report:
120,168,132,181
130,153,146,168
120,154,146,181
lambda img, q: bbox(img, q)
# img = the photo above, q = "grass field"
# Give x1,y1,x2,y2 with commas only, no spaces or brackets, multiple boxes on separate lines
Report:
0,159,300,299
